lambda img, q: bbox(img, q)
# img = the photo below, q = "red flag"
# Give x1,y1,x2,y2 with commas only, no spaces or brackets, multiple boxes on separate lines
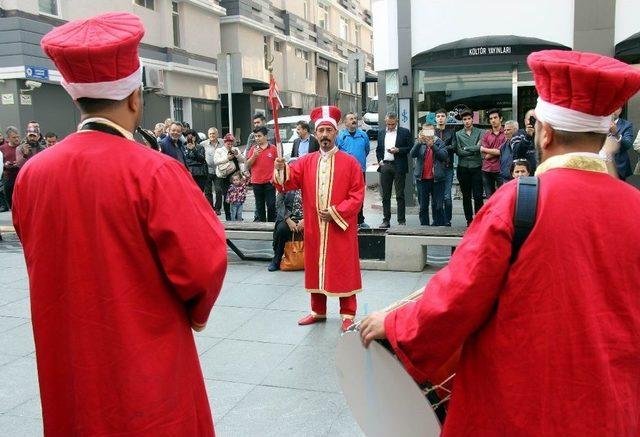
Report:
268,75,284,157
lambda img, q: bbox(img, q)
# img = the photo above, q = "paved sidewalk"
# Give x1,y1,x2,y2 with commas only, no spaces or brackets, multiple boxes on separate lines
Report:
0,236,436,436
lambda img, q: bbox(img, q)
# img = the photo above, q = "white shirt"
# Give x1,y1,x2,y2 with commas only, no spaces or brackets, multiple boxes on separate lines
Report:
384,129,397,161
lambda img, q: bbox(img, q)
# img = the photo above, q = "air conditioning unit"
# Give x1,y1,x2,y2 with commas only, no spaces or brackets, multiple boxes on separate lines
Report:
143,66,165,90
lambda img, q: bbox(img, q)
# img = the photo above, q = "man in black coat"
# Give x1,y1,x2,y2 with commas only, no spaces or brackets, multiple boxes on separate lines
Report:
376,113,412,228
290,120,319,159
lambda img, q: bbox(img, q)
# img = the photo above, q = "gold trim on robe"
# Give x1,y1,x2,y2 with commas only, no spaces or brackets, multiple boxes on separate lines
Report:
306,288,362,298
535,153,607,176
328,205,348,231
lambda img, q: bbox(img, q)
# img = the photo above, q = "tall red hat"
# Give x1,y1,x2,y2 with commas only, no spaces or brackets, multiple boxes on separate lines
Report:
41,12,145,101
310,106,341,130
528,50,640,133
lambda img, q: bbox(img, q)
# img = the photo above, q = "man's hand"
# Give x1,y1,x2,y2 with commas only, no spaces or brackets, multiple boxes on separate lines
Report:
389,147,399,154
275,157,286,171
525,125,534,137
186,142,195,150
602,135,621,155
22,146,31,156
359,311,387,347
318,209,334,222
610,122,618,136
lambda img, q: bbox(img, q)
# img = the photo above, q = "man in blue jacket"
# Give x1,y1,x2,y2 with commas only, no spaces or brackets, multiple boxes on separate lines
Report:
337,112,370,228
611,107,634,180
160,121,186,165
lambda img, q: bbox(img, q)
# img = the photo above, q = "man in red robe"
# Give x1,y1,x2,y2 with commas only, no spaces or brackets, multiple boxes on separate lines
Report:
274,106,365,332
360,50,640,437
12,13,227,437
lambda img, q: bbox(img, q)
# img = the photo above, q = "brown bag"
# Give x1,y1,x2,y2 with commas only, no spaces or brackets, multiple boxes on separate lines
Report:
280,233,304,271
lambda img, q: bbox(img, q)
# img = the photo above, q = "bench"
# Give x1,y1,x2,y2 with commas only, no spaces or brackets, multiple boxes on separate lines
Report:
223,222,274,261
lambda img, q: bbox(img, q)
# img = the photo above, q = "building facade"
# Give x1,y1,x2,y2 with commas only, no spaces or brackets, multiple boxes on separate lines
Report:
0,0,376,143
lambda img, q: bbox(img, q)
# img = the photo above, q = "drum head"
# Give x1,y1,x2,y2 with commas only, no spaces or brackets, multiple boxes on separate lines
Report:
336,331,441,437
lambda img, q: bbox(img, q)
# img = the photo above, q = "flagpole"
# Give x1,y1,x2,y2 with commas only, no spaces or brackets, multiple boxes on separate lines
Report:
267,56,283,159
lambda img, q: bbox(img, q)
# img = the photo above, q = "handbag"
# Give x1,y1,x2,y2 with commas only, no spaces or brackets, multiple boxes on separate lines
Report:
280,232,304,271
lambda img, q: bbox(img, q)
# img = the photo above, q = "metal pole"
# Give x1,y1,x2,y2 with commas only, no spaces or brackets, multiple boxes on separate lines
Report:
226,53,234,136
355,58,359,121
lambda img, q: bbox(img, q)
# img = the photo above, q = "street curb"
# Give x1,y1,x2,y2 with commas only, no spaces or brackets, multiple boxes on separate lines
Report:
0,225,16,240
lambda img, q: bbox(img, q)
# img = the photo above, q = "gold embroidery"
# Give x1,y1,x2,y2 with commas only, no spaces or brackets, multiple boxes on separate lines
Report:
535,154,607,176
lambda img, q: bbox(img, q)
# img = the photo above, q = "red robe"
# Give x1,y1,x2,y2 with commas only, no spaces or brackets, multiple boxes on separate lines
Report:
385,154,640,437
12,129,227,437
274,147,364,296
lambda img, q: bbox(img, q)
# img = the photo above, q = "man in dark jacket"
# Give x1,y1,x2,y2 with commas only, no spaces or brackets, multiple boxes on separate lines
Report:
160,121,186,165
611,107,634,180
411,125,448,226
16,128,46,167
434,108,456,226
290,120,319,159
376,113,412,228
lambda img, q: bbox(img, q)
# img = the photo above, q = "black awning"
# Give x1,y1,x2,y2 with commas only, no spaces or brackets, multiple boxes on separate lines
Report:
616,32,640,64
412,35,570,69
242,78,269,92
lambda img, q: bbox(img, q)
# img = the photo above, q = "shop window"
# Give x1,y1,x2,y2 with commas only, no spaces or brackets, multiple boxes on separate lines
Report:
134,0,154,10
39,0,59,16
172,1,181,48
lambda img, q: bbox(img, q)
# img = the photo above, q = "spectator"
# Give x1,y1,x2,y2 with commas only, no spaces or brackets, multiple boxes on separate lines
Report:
16,127,45,167
610,107,634,180
454,109,484,226
214,134,245,220
411,126,448,226
44,132,58,147
154,123,166,141
245,113,275,156
226,172,248,221
26,120,46,146
480,109,505,198
337,112,370,228
434,108,456,226
163,118,172,135
183,129,208,192
519,109,538,173
511,159,532,178
376,112,412,228
291,120,319,159
202,127,224,214
499,120,525,182
246,126,278,222
0,147,4,212
0,126,21,209
159,121,186,165
268,189,303,272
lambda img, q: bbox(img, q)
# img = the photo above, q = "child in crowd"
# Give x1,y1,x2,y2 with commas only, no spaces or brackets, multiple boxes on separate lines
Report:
226,172,248,221
511,159,532,179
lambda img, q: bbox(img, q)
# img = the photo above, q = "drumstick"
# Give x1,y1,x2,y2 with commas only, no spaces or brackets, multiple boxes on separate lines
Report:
380,287,425,313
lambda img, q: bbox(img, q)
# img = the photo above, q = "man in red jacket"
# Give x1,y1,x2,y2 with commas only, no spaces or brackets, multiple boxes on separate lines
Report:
360,50,640,437
12,13,227,437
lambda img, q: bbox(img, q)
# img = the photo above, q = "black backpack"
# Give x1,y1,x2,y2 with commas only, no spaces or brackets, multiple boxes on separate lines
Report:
511,176,539,262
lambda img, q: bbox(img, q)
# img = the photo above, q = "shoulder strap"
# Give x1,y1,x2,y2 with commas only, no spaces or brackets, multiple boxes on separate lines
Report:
511,176,539,263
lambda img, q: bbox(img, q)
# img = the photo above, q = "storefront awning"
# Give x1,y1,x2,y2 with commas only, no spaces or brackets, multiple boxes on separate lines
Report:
615,32,640,64
412,35,570,69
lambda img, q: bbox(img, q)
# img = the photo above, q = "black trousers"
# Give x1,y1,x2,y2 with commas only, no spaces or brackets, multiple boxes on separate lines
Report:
192,174,207,192
358,172,366,225
379,163,406,223
253,183,276,222
3,177,15,210
457,166,484,223
272,220,297,265
482,170,503,199
204,173,223,212
215,176,231,220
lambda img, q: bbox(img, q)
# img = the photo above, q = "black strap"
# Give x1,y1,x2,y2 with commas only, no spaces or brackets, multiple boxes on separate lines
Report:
79,122,126,139
511,176,539,262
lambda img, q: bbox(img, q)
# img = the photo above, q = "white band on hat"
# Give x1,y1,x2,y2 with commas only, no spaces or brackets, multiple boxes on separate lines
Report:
534,97,611,134
62,64,143,101
315,118,338,129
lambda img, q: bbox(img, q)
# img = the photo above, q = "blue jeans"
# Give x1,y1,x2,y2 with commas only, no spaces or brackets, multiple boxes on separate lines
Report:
416,179,445,226
230,203,244,221
443,167,454,225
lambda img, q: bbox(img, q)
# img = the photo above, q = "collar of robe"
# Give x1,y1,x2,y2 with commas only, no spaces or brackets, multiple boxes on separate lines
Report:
78,117,134,140
535,152,607,176
320,145,338,158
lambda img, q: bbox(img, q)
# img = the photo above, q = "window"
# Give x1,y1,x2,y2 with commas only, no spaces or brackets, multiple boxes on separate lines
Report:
38,0,59,16
134,0,154,10
338,66,348,91
274,41,283,53
340,17,349,41
172,1,180,47
296,49,311,80
318,3,329,30
303,0,309,20
355,25,361,47
172,97,184,122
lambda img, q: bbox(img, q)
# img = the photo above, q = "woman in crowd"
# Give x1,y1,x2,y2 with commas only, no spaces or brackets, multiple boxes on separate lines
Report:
268,189,303,272
214,133,245,220
184,128,208,191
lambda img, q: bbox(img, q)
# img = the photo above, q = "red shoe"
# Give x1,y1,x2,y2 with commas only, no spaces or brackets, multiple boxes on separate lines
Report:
298,314,326,326
341,318,355,332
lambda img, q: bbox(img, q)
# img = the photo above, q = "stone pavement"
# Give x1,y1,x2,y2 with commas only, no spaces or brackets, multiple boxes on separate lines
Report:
0,235,436,436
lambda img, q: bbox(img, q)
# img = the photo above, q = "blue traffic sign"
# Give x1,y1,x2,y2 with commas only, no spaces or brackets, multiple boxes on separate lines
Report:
25,66,49,80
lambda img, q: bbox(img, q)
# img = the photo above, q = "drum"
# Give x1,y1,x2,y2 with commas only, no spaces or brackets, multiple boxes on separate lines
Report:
335,289,458,437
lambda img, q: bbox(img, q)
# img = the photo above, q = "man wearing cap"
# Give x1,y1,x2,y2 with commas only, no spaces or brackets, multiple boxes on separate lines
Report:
12,13,227,437
360,50,640,436
16,127,45,167
274,105,365,332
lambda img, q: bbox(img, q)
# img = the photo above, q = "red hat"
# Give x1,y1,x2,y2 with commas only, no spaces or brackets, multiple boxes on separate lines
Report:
528,50,640,134
41,12,145,101
223,133,235,142
310,106,341,130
